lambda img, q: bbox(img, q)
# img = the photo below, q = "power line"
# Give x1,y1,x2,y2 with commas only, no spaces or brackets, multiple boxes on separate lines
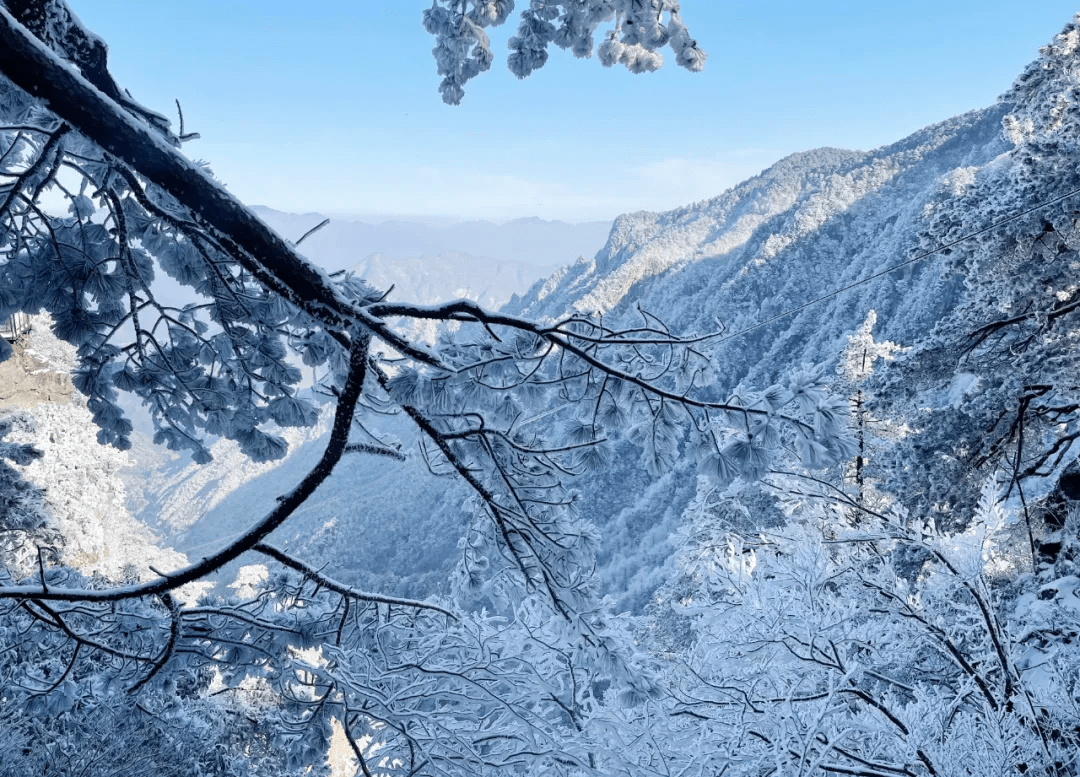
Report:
713,183,1080,345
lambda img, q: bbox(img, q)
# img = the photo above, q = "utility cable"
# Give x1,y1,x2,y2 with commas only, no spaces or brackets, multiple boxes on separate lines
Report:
713,182,1080,345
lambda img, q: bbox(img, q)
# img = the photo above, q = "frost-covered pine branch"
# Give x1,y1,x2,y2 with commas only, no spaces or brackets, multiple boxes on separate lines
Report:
423,0,706,104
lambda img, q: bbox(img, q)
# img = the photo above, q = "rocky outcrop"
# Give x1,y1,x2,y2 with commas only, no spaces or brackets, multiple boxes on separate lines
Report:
0,341,73,409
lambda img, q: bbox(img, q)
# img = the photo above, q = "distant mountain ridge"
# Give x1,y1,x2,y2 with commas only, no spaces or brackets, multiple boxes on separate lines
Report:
509,115,1008,370
252,206,611,274
350,251,546,310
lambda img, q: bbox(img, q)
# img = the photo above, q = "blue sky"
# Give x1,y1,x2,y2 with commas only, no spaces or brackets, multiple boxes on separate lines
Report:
72,2,1080,222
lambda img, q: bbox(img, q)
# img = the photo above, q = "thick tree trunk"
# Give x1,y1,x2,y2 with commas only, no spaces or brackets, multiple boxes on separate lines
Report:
2,0,173,132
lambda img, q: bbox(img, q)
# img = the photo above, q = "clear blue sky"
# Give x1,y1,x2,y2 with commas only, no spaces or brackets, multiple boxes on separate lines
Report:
71,2,1080,222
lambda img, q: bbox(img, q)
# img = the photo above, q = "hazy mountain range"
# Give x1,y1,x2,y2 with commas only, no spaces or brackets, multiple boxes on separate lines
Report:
252,206,611,308
251,207,611,272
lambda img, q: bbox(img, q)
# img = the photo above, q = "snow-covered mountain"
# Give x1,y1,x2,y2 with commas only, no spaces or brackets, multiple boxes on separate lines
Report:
508,122,1005,388
20,17,1080,614
154,97,1009,605
500,25,1080,605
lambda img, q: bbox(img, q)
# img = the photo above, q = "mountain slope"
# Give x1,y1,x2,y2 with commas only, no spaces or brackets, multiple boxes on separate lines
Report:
502,22,1080,602
509,108,1010,392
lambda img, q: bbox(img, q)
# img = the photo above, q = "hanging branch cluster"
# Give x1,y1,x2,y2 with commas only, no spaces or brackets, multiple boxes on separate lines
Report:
423,0,707,104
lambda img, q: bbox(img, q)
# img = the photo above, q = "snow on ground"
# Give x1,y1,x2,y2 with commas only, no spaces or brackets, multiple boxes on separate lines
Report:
1,317,189,584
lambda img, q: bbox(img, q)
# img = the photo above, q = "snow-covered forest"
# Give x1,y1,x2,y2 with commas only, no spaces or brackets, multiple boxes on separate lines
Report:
4,2,1080,775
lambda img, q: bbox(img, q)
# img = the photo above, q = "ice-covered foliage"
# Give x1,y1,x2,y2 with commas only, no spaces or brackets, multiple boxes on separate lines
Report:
0,88,329,464
0,415,49,573
611,476,1080,777
861,16,1080,525
9,2,1080,775
0,566,302,777
423,0,705,104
